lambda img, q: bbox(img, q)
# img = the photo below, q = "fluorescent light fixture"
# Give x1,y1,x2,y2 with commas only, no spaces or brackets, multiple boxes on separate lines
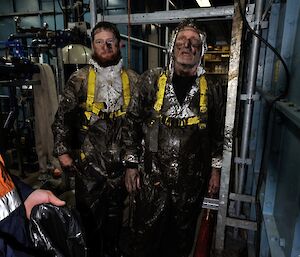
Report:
196,0,211,7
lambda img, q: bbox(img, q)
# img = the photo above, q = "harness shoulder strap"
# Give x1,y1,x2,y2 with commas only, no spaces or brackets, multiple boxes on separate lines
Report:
154,72,167,112
121,70,130,109
86,67,96,112
199,75,208,113
153,72,208,128
85,67,131,121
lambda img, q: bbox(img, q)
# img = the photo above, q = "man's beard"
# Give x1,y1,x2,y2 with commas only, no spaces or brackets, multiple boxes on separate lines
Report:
92,50,121,67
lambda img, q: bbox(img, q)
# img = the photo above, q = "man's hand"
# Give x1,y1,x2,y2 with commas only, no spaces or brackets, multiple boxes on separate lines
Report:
208,167,220,194
24,189,65,219
125,168,140,193
58,153,73,167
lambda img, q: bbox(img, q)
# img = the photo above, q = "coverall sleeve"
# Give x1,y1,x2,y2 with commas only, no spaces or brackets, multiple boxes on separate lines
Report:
207,78,226,165
0,206,33,252
52,69,87,157
0,174,33,252
11,176,33,202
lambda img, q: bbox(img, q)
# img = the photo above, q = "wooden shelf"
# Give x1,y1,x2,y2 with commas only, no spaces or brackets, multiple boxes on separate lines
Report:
206,50,230,54
205,59,226,62
205,46,230,76
206,72,228,75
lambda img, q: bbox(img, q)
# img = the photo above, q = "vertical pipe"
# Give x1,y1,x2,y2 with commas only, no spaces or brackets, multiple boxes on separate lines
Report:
56,47,65,94
127,0,131,68
90,0,97,29
236,0,264,214
52,0,61,94
234,138,239,193
101,0,105,21
38,0,42,28
215,0,244,251
62,0,69,29
165,0,169,66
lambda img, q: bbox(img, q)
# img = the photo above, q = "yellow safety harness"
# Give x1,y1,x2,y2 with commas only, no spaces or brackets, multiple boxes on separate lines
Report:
80,67,131,160
154,72,208,129
84,67,131,123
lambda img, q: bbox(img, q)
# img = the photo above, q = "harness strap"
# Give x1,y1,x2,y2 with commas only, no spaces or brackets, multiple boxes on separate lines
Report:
199,75,208,113
161,115,200,127
85,67,130,121
154,72,167,112
153,72,208,128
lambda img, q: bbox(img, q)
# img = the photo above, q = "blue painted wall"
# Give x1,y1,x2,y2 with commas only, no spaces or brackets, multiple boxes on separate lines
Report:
252,1,300,256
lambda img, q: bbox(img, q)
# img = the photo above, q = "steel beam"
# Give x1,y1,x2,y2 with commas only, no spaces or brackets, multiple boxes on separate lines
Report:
276,100,300,130
120,33,167,50
226,217,257,231
263,214,285,257
100,5,234,25
0,10,63,17
215,0,244,251
229,193,256,203
236,0,264,217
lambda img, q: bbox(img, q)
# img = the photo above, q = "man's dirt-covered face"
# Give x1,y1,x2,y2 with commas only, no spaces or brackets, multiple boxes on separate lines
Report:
92,29,121,67
174,27,202,70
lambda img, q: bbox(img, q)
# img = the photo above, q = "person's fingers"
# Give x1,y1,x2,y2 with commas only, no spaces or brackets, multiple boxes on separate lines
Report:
127,181,132,193
47,191,66,206
210,184,219,194
131,175,136,192
208,185,212,195
125,176,129,190
125,169,141,192
59,154,73,167
25,208,31,219
125,172,132,193
64,159,73,167
136,176,141,189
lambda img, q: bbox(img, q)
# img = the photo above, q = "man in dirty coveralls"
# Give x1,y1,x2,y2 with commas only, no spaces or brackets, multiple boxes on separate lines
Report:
52,21,139,257
123,19,225,257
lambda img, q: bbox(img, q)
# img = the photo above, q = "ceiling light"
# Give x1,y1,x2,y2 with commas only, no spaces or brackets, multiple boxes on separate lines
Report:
196,0,211,7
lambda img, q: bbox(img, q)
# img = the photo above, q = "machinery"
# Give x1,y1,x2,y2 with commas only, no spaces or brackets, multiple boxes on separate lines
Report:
0,18,91,174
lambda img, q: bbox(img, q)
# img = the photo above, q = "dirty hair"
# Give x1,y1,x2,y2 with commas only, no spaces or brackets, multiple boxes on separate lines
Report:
91,21,121,43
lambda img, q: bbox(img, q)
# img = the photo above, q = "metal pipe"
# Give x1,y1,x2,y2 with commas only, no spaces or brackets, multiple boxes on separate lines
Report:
62,0,68,29
234,138,239,193
101,0,105,21
120,33,167,50
215,0,244,251
101,6,234,25
165,0,169,66
0,10,63,18
56,47,65,94
90,0,97,29
236,0,264,215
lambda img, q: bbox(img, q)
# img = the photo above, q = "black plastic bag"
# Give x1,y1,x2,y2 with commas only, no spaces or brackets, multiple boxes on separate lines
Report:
29,203,87,257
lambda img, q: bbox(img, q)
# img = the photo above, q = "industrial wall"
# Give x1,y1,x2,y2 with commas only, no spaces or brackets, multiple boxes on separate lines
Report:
248,1,300,257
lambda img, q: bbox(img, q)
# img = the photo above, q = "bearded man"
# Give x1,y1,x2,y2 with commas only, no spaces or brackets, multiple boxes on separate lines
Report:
123,19,225,257
52,21,139,257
